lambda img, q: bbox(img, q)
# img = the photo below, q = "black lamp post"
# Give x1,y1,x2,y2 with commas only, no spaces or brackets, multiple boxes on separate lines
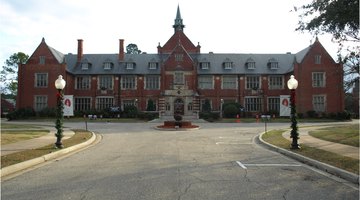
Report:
54,75,66,149
287,75,300,149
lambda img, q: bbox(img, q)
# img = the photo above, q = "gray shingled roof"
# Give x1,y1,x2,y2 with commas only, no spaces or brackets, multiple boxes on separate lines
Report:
196,53,295,75
48,46,65,64
65,52,301,75
65,53,162,75
295,46,311,63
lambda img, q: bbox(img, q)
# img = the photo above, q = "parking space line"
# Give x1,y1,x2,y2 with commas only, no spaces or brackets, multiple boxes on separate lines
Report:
236,161,247,169
236,161,301,169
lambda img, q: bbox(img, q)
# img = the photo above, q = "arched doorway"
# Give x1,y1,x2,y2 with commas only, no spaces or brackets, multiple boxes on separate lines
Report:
174,98,184,115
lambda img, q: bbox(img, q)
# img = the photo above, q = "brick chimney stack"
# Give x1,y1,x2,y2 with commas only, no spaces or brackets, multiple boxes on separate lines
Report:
119,39,124,61
77,39,83,62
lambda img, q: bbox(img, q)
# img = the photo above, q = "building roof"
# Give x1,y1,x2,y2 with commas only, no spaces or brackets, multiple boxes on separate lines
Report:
48,46,65,64
65,53,162,75
65,52,296,75
196,53,295,75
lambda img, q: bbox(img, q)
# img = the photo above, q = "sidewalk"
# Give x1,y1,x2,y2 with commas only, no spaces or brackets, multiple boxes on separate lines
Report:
282,126,359,159
1,127,75,156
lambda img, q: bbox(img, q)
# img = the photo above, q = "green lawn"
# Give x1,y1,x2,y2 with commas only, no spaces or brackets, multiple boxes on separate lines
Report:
262,129,359,174
1,129,92,168
309,124,359,147
1,130,49,145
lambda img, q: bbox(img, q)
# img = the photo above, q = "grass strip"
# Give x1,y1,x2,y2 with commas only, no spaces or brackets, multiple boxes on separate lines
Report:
309,124,359,147
1,130,49,145
262,129,359,174
1,129,92,168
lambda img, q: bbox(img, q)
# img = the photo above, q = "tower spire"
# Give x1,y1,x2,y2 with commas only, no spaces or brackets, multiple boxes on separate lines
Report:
173,5,185,32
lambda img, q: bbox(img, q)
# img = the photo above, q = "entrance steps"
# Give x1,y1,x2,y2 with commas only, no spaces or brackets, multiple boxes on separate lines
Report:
149,115,208,123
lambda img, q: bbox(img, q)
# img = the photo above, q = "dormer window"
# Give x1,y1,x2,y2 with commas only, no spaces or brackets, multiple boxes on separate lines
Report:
103,62,113,70
223,62,233,70
148,62,158,70
200,62,210,70
268,58,279,70
81,63,89,70
126,62,135,70
223,58,233,70
245,58,255,70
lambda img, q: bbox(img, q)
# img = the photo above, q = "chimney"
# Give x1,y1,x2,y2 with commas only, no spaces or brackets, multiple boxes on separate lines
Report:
119,39,124,61
77,39,83,62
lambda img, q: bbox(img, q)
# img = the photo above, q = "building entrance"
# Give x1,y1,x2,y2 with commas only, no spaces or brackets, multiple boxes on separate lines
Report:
174,98,184,115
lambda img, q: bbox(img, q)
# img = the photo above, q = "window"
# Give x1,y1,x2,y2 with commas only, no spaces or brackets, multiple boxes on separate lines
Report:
104,62,112,70
313,95,326,112
245,58,255,69
199,62,210,70
315,55,321,64
175,54,183,61
39,56,45,65
81,63,89,70
75,76,90,90
146,99,157,111
121,75,136,89
222,75,237,89
246,76,260,90
98,75,113,90
268,75,283,89
245,97,262,112
198,75,213,89
165,102,171,111
312,72,325,87
34,95,47,111
188,102,193,111
268,58,279,70
96,97,114,110
201,99,212,112
268,97,280,113
75,97,91,111
149,62,158,70
123,99,137,108
270,62,278,69
174,72,184,85
247,62,255,69
126,62,135,70
145,75,160,90
35,73,48,87
223,62,233,70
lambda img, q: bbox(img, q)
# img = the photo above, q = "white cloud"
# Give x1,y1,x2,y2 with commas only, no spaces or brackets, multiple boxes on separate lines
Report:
0,0,340,66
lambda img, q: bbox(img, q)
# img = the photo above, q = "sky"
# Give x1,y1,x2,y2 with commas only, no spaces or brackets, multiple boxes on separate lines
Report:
0,0,340,67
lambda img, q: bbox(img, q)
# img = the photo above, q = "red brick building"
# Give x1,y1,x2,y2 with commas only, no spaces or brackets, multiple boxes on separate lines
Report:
17,6,344,118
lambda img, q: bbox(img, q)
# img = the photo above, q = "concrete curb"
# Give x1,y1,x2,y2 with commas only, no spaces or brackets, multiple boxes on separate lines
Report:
0,132,97,178
257,132,359,185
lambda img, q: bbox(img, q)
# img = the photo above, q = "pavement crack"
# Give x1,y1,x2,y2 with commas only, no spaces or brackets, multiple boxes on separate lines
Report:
282,189,290,200
177,182,193,200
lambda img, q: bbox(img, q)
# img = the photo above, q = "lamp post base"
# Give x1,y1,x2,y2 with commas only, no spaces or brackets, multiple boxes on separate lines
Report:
290,143,301,150
55,142,64,149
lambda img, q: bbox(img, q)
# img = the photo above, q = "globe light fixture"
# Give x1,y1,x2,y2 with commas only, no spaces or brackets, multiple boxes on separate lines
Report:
287,75,300,149
287,75,298,90
54,75,66,148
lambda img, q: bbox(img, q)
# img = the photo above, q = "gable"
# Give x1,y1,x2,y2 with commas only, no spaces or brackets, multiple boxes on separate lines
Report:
27,38,64,65
160,31,199,54
297,38,336,65
163,44,195,71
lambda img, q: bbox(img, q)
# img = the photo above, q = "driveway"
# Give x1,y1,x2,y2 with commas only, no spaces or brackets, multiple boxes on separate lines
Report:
1,121,358,200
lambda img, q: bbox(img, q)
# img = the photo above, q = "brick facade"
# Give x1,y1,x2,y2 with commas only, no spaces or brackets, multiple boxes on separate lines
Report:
16,7,344,117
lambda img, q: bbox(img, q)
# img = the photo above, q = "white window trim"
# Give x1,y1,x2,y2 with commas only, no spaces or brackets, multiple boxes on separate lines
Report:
221,75,238,89
312,95,327,112
312,72,326,88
